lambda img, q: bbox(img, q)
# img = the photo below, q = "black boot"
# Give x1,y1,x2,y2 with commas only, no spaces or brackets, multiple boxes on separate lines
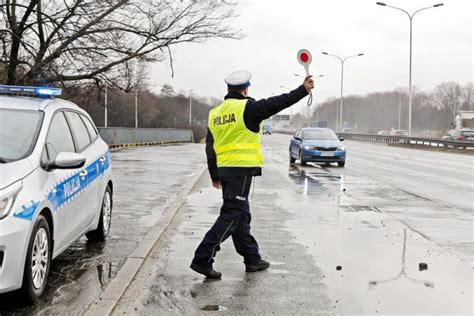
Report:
190,262,222,279
245,259,270,272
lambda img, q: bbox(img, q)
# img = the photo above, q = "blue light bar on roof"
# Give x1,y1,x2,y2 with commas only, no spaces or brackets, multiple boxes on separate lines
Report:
0,85,62,97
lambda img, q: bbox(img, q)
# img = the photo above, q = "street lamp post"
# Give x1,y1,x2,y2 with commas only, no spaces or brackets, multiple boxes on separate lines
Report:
322,52,364,132
104,85,108,128
398,96,402,130
376,2,444,136
315,103,320,126
189,89,193,127
135,89,138,128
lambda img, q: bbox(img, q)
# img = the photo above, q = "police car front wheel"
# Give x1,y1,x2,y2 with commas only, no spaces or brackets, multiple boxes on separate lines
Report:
86,186,112,242
21,215,52,302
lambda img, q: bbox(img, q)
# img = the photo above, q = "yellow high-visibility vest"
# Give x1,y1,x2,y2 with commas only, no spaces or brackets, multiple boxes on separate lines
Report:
208,99,263,168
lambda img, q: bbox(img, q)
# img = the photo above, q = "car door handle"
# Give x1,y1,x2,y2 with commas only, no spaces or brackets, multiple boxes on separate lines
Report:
79,170,88,178
99,156,106,163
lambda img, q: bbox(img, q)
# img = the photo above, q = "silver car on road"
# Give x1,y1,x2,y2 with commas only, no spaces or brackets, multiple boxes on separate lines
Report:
0,86,113,302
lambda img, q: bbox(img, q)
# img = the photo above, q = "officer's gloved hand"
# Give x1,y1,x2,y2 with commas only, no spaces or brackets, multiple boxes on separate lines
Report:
303,75,315,92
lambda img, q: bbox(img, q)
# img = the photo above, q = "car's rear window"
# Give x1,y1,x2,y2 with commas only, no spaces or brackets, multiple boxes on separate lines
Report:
0,109,43,163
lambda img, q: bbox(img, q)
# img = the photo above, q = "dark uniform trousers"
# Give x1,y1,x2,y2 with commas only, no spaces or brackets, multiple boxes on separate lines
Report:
193,175,261,268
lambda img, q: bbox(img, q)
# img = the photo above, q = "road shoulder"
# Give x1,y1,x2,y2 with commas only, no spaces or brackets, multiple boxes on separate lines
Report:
112,167,333,315
85,161,206,315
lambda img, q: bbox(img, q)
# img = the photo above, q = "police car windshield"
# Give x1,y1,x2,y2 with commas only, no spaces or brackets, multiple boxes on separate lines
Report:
0,109,43,162
302,130,338,140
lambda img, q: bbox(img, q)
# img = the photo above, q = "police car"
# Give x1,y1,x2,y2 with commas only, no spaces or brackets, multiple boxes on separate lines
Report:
0,85,113,301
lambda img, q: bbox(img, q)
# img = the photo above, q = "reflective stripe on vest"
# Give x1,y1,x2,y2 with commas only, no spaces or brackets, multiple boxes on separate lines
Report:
208,99,263,168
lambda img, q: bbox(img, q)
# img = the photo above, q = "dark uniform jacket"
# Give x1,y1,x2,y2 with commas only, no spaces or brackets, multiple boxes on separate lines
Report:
206,85,309,181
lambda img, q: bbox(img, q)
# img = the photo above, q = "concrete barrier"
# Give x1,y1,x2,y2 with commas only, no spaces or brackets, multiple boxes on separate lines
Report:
98,127,194,147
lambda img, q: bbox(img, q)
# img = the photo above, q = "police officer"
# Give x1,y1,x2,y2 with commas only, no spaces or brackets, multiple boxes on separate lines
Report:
190,71,315,279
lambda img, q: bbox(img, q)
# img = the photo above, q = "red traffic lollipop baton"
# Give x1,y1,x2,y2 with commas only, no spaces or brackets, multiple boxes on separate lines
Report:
297,49,313,106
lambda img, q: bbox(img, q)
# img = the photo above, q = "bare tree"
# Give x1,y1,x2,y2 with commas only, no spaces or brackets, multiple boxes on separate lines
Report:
462,82,474,111
310,82,471,135
432,81,463,125
0,0,241,88
160,83,175,96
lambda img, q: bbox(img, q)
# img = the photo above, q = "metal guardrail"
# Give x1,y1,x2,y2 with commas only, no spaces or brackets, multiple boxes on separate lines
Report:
275,130,473,150
98,127,194,148
338,133,474,150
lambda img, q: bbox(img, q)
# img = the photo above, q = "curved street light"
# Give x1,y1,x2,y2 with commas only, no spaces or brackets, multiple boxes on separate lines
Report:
376,2,444,135
322,52,364,132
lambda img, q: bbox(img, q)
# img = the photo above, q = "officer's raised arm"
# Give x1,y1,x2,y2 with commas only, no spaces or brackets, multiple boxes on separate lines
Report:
243,75,314,133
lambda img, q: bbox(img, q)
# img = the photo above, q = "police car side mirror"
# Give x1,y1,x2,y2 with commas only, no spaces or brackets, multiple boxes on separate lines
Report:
45,152,86,171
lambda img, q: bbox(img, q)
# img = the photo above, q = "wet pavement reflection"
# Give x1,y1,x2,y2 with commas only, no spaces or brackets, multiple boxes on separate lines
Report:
368,229,434,290
0,239,118,313
279,143,472,314
0,145,205,314
288,164,343,196
111,135,472,314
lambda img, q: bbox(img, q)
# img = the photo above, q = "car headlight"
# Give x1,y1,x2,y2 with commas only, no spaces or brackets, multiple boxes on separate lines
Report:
0,180,23,220
337,146,346,151
303,145,312,150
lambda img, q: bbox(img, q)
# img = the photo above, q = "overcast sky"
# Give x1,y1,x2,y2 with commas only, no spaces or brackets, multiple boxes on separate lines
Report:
150,0,473,115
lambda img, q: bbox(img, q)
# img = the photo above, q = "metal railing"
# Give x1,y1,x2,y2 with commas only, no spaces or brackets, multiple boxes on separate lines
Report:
275,130,473,150
98,127,194,148
338,133,474,150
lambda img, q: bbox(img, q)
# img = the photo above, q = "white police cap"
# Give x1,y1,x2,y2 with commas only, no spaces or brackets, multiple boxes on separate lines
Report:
225,70,252,89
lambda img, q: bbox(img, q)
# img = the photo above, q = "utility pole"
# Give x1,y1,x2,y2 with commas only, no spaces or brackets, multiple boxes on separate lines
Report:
454,97,458,122
398,96,402,130
189,89,193,127
315,104,320,127
135,89,138,128
104,85,108,128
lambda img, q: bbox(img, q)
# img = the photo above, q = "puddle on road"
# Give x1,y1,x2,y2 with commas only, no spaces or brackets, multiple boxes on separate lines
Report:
0,239,120,313
286,207,472,314
368,229,435,290
279,162,472,314
288,165,345,197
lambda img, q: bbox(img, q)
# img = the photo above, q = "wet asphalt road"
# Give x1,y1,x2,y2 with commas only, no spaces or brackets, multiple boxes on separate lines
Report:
0,144,206,315
113,134,473,314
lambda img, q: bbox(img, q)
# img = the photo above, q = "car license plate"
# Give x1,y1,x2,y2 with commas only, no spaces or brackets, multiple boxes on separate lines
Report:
320,151,334,157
